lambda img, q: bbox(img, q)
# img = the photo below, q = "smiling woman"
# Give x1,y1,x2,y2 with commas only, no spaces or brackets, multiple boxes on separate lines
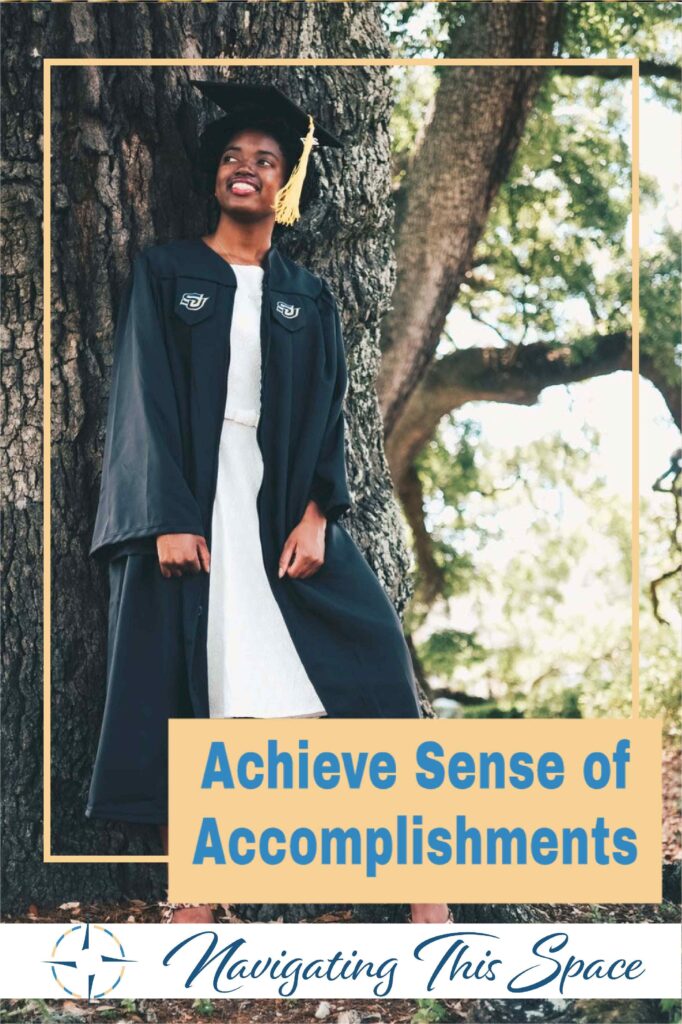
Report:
194,80,334,228
85,78,450,927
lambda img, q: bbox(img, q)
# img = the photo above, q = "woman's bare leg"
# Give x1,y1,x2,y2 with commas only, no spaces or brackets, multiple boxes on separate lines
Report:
408,902,452,923
158,824,215,924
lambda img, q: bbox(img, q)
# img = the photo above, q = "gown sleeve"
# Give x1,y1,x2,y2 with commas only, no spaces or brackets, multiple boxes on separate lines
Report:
89,250,205,564
309,279,354,522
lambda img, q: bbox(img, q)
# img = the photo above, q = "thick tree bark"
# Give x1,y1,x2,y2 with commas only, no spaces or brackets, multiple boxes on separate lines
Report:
378,1,562,437
1,2,413,917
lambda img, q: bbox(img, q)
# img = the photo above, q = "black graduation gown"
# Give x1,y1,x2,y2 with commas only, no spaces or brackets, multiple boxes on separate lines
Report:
85,238,423,825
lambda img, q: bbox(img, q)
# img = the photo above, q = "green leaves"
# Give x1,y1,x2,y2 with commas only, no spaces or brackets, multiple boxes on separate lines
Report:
411,998,452,1024
417,628,486,679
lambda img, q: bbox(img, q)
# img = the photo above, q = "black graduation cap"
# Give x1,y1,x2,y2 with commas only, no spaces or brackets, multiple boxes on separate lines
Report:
193,80,342,225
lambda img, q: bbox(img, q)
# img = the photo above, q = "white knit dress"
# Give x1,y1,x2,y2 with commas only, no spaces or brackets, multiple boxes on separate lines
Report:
206,263,327,719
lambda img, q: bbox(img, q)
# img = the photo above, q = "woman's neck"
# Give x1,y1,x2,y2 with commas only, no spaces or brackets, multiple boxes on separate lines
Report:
203,219,273,267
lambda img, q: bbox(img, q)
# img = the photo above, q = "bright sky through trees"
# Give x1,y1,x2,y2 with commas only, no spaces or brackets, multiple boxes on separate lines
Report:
440,81,679,497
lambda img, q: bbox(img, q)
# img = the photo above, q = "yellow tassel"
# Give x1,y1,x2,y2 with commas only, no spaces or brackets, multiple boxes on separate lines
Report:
273,114,318,226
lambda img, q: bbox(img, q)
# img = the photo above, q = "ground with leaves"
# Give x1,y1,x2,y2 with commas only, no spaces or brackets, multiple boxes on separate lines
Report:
1,994,679,1022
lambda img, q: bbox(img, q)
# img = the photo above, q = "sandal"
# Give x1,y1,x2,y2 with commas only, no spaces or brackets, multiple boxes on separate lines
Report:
406,906,456,924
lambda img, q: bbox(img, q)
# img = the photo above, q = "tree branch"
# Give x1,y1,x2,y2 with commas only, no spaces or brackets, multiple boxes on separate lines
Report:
558,61,680,81
639,353,682,429
387,329,680,484
391,332,680,608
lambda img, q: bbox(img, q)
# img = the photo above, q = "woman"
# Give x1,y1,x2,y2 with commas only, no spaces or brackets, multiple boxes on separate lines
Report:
86,79,452,926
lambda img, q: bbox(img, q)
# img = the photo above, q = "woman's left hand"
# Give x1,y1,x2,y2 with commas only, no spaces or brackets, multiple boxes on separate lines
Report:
278,500,327,579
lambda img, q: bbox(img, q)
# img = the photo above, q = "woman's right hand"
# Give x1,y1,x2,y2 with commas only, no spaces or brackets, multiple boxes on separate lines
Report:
156,534,211,578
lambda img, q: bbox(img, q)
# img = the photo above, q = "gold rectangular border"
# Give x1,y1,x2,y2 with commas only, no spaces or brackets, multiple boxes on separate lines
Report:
43,56,640,864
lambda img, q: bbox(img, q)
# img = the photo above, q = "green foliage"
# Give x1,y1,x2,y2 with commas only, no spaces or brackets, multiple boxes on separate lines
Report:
0,1003,54,1022
467,72,645,349
382,4,447,58
417,417,482,510
386,4,679,384
638,224,682,383
411,998,452,1024
389,64,437,166
404,418,484,629
383,0,680,91
660,999,682,1023
191,999,215,1016
384,2,680,733
410,425,681,737
460,702,524,720
417,628,486,678
559,3,681,104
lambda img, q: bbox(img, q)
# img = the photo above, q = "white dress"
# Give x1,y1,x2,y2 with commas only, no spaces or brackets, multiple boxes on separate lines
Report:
206,263,327,719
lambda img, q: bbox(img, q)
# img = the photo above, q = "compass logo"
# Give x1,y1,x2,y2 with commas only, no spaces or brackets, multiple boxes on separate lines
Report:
44,923,136,1000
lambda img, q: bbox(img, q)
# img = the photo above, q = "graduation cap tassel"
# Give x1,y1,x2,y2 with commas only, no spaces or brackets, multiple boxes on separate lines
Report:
273,113,317,226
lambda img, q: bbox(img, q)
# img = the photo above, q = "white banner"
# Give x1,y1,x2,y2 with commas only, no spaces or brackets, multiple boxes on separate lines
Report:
0,922,679,1000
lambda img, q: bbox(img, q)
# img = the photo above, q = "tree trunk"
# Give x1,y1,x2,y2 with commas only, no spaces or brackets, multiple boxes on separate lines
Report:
1,2,412,917
378,1,562,437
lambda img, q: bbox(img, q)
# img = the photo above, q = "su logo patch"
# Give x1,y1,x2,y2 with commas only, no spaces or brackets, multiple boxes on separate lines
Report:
271,294,306,332
173,277,217,325
180,292,210,311
275,300,300,319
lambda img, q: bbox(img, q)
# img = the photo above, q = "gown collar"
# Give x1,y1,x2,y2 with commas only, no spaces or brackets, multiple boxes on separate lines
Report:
190,236,321,298
193,236,282,290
